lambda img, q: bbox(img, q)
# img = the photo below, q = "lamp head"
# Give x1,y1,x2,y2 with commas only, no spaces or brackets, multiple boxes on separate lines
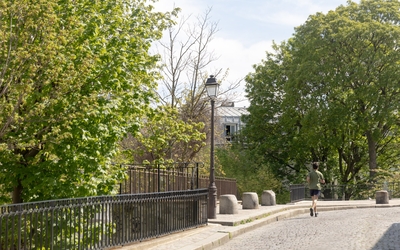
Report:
205,75,219,98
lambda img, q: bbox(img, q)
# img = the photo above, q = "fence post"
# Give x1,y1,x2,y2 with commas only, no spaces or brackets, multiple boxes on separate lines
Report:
158,164,161,193
17,205,22,250
196,163,199,189
120,164,123,194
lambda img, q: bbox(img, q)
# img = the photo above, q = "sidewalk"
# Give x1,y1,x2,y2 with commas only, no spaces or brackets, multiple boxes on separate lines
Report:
111,199,400,250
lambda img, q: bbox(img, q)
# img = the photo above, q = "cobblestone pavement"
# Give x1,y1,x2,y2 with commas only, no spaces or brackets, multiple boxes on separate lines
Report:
214,207,400,250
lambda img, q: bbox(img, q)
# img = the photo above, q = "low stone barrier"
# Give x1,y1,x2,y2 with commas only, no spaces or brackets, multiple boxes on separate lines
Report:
242,192,259,209
219,194,238,214
376,190,389,204
261,190,276,206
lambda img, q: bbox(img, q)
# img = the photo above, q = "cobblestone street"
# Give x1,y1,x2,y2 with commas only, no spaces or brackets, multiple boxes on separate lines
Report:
214,207,400,250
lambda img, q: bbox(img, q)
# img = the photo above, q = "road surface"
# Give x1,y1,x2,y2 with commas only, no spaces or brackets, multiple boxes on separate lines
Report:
214,207,400,250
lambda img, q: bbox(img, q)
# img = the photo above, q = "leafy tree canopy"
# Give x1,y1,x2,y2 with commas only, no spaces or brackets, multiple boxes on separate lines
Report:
243,0,400,188
0,0,176,203
121,105,206,164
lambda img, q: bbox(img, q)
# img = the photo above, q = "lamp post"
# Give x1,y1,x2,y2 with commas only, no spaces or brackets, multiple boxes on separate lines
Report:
205,75,219,219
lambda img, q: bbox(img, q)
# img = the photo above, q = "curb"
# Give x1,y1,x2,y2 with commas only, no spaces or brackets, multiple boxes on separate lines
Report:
191,204,400,250
112,203,400,250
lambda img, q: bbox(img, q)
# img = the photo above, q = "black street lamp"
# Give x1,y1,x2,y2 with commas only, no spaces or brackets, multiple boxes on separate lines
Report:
205,75,219,219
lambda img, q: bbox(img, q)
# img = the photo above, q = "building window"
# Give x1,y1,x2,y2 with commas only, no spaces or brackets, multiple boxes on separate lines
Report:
225,124,236,141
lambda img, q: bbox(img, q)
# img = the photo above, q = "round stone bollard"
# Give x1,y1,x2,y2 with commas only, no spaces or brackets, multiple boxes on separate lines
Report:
376,190,389,204
242,192,259,209
219,194,238,214
261,190,276,206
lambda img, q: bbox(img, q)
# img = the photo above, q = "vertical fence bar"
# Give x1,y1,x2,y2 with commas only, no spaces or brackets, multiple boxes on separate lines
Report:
39,209,43,249
158,164,161,193
25,209,31,250
33,208,38,250
106,199,111,248
11,214,15,250
196,163,199,189
17,207,21,250
5,213,9,249
50,207,54,250
78,204,81,250
88,202,92,249
122,198,125,244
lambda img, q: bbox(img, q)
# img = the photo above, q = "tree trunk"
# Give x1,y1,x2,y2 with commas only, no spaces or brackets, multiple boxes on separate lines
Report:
366,130,377,180
12,180,23,204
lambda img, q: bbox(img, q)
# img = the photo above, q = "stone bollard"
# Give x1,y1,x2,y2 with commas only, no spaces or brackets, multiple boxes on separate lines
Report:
261,190,276,206
376,190,389,204
219,194,238,214
242,192,259,209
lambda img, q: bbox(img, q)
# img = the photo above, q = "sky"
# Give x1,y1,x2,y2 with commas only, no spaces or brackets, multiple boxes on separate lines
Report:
153,0,357,107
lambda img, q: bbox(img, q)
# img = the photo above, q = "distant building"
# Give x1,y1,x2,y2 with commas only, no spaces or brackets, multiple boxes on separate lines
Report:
215,102,249,145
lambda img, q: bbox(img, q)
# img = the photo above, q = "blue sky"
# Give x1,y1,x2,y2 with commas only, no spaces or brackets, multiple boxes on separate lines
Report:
154,0,358,106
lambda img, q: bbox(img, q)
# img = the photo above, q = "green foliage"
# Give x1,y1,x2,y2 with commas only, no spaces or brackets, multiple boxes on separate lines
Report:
216,144,284,203
0,0,176,203
1,206,114,249
121,106,206,163
243,0,400,194
242,44,313,183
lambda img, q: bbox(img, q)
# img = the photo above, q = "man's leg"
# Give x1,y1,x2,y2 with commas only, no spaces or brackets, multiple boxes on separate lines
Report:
313,191,320,217
313,195,318,212
310,191,315,216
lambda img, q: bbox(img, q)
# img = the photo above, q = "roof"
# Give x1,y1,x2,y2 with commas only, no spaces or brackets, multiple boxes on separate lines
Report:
216,106,249,117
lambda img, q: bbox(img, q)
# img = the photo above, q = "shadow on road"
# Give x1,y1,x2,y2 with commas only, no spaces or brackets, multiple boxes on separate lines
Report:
371,223,400,249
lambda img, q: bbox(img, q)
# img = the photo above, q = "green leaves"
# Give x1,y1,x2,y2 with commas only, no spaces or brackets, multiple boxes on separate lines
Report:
0,0,174,203
121,106,206,164
243,0,400,189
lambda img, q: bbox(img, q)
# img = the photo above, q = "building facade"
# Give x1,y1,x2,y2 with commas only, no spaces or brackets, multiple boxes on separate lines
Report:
215,102,249,145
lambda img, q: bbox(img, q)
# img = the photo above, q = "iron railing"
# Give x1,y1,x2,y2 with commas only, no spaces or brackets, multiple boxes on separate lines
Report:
120,163,238,199
290,182,400,202
0,189,208,250
198,177,238,199
289,184,307,203
290,184,347,202
120,162,202,193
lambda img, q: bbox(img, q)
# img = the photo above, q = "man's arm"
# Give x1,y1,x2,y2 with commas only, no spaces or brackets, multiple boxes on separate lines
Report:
319,173,325,184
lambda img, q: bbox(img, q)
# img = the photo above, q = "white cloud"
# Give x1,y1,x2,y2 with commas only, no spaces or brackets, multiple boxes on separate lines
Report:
152,0,203,15
152,0,357,107
207,38,274,107
209,38,273,82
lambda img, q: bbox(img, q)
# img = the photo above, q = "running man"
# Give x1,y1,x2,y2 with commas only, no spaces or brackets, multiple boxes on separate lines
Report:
307,162,325,217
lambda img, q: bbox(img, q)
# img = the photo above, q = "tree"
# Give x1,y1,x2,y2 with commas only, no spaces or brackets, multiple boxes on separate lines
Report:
155,7,220,110
216,144,284,203
148,7,244,165
291,0,400,180
243,0,400,193
120,106,206,163
0,0,175,203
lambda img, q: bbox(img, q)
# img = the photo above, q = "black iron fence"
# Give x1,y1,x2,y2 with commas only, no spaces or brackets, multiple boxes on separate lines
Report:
198,177,239,199
120,163,238,199
0,189,208,250
290,182,400,202
289,184,307,203
120,163,202,193
290,184,347,202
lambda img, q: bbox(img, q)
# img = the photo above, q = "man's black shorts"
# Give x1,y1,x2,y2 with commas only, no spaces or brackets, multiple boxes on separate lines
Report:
310,189,321,197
